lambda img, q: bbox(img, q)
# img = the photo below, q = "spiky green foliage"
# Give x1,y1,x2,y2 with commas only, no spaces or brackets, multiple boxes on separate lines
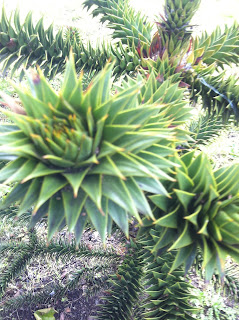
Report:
188,113,226,147
156,0,201,54
147,152,239,281
0,0,239,126
41,237,119,261
0,52,179,243
180,24,239,121
120,64,193,128
194,23,239,67
0,7,68,79
96,241,145,320
0,0,239,318
186,68,239,121
64,26,81,45
0,204,20,218
116,49,194,129
0,222,119,264
83,0,152,46
0,7,140,79
140,232,199,320
80,70,96,89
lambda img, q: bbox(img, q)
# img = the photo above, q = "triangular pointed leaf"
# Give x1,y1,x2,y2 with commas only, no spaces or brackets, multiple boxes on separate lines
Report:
34,175,67,213
174,189,195,210
84,197,108,243
108,200,129,237
63,168,89,198
62,190,87,231
48,196,65,240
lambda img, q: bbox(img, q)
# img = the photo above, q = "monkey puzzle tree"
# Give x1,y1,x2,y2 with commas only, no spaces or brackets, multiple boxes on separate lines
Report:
0,0,239,319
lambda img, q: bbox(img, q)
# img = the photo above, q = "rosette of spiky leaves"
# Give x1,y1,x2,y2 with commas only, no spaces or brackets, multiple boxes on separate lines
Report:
96,240,145,320
156,0,201,55
83,0,152,46
0,7,140,79
139,232,199,320
147,152,239,281
0,53,176,243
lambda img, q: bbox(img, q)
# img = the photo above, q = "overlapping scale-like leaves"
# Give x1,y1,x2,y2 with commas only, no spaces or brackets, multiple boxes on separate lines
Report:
96,241,144,319
156,0,201,54
0,6,140,79
0,53,176,243
194,23,239,67
83,0,152,46
186,68,239,122
148,152,239,281
188,112,226,148
139,234,198,320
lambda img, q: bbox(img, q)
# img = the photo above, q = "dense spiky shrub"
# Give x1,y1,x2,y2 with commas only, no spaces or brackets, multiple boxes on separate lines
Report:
0,53,180,243
0,0,239,319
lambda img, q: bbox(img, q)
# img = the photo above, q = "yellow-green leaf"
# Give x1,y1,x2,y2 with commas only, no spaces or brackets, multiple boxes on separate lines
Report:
34,308,56,320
